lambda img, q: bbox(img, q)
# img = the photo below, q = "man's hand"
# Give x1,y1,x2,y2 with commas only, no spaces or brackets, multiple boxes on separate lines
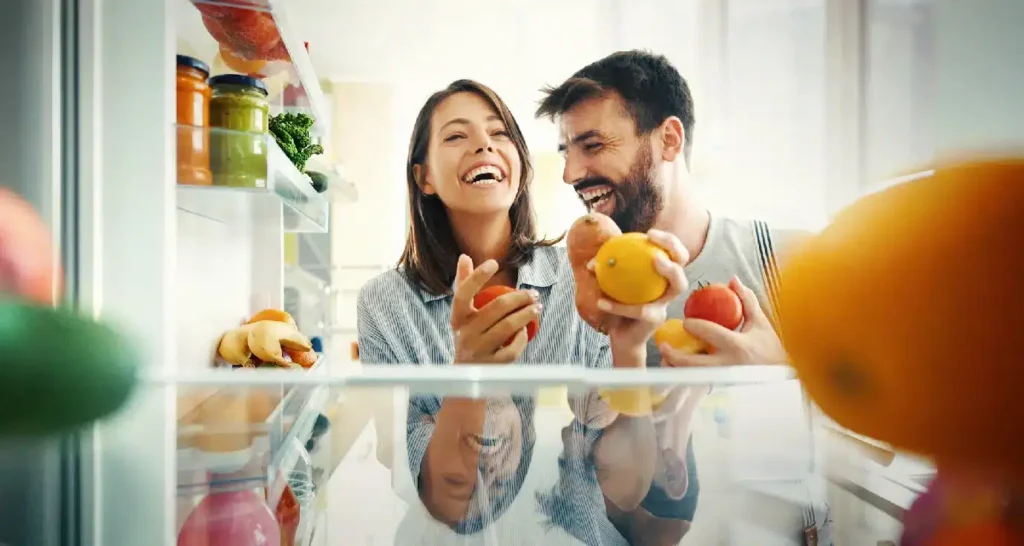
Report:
592,229,690,366
660,276,786,367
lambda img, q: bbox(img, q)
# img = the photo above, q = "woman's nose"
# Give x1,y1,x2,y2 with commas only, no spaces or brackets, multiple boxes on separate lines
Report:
474,143,494,154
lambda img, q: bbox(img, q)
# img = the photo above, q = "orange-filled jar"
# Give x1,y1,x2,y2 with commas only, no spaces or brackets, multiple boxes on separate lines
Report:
176,54,212,185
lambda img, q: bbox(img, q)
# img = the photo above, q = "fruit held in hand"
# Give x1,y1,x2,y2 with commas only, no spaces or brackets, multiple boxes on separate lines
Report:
684,283,743,330
653,319,708,355
566,213,621,334
594,233,669,305
472,285,539,346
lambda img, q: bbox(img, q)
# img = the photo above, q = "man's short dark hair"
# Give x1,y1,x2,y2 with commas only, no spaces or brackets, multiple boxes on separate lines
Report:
535,50,695,167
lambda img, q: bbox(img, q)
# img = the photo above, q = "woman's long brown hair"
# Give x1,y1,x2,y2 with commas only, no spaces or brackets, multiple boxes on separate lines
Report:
398,79,561,295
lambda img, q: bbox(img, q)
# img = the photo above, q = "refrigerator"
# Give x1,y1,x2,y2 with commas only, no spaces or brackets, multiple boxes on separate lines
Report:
13,0,1024,543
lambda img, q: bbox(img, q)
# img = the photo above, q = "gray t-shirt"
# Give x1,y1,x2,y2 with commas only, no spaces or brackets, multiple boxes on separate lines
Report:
644,213,797,369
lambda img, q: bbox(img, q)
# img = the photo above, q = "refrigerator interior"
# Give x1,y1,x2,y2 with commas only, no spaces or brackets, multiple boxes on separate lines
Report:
4,0,1024,544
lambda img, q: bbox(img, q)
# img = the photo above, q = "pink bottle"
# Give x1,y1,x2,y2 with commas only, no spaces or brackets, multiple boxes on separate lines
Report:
178,477,281,546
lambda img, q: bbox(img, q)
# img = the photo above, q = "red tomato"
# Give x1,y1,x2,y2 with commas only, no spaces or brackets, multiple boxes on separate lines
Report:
472,285,539,346
683,283,743,330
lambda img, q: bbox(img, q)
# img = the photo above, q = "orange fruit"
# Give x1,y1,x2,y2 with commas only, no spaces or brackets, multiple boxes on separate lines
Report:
285,348,317,369
653,319,708,354
776,158,1024,486
247,308,296,328
594,233,669,304
218,43,267,76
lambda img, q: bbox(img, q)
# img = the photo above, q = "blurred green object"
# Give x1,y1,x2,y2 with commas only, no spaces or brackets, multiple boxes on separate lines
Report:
0,299,139,436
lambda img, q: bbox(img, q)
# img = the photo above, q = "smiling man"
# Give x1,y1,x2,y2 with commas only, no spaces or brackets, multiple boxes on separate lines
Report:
536,49,792,371
536,50,832,545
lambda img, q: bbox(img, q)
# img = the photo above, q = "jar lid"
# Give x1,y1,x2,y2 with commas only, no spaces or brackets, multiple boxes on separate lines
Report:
208,74,269,96
176,54,210,76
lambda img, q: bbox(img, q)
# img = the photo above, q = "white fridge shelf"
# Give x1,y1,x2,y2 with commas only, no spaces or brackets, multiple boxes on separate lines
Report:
176,125,330,232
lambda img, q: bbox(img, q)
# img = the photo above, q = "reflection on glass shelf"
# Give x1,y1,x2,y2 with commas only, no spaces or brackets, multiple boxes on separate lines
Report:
176,125,329,232
172,373,845,545
176,355,330,495
180,0,329,132
152,364,796,394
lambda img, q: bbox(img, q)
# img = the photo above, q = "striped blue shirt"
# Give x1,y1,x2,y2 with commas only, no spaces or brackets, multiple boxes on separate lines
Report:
355,245,609,368
357,245,645,544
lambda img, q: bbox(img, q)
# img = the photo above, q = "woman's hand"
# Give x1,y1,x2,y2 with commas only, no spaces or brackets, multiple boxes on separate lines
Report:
450,254,540,364
593,229,690,365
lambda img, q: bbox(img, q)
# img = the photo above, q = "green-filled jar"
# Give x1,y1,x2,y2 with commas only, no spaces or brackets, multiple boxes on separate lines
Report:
208,74,270,188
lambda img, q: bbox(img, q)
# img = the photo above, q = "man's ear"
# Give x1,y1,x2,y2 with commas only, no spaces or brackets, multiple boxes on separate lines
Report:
413,164,436,195
658,116,685,163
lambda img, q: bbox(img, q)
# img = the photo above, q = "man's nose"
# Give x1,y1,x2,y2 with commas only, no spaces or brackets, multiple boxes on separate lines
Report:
562,155,585,185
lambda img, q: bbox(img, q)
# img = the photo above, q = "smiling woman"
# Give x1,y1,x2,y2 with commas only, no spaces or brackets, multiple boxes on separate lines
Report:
398,79,562,295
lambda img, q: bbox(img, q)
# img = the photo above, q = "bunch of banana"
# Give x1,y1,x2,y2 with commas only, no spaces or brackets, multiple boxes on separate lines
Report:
217,320,312,369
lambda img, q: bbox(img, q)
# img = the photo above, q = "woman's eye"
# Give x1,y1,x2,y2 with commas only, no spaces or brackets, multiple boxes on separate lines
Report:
492,130,510,138
443,133,465,142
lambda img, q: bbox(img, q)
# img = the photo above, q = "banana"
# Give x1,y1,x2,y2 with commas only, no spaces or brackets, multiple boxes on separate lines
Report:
247,320,312,366
217,324,257,365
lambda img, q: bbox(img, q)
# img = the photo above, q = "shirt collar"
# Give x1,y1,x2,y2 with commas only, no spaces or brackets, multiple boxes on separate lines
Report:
418,247,560,303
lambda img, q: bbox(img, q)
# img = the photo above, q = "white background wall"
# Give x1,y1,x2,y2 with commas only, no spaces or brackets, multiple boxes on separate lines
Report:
295,0,940,352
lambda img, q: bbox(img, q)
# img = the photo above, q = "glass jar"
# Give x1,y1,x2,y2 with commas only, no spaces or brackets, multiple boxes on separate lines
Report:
175,55,212,186
208,74,270,188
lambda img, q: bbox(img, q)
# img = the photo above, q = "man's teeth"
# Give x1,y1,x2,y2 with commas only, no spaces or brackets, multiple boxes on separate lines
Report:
590,194,613,210
578,186,613,205
462,165,504,184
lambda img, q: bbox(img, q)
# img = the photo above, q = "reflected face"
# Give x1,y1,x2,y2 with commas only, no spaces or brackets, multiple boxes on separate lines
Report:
418,92,523,217
421,399,525,527
558,94,664,233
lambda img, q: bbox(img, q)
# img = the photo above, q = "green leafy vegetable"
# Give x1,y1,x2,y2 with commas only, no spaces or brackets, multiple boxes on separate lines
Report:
269,112,324,173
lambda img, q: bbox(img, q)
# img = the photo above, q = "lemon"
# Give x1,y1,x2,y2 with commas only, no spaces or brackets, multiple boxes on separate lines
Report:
594,233,669,305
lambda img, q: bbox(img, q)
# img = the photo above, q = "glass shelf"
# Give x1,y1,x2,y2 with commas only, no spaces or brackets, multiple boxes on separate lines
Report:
176,354,330,495
168,363,850,545
155,363,796,394
177,0,329,134
176,125,329,232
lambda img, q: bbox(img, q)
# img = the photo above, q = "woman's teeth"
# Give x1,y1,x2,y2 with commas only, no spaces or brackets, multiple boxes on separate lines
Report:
462,165,504,184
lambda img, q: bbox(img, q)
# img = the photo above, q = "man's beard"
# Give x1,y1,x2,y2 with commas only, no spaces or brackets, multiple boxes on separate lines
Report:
578,144,664,233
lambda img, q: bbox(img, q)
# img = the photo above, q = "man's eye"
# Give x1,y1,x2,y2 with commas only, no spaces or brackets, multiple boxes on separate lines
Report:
584,142,603,152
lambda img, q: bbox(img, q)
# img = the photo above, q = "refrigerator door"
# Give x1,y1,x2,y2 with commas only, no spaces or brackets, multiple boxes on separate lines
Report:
0,0,77,545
